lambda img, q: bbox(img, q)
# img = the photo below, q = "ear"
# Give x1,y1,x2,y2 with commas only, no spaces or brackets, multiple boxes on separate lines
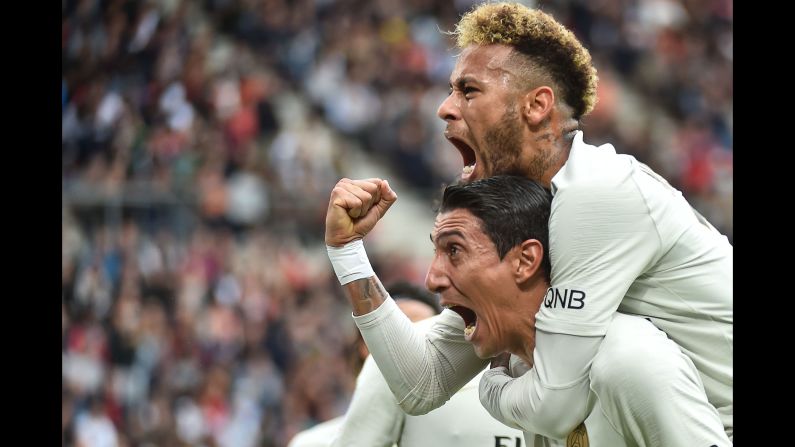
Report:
514,239,544,284
521,86,555,126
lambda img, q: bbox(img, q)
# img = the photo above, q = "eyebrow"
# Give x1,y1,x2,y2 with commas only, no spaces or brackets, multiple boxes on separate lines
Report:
449,76,479,90
430,229,466,244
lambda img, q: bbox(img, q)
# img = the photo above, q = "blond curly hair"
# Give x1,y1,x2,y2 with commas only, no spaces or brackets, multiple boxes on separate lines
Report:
454,2,598,119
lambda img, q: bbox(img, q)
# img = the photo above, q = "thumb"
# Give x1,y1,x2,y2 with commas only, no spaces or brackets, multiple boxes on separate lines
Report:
350,180,398,237
374,180,397,216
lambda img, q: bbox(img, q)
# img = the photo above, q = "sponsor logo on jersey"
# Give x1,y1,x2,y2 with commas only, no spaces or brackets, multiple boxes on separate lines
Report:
494,435,522,446
566,422,589,447
543,287,586,309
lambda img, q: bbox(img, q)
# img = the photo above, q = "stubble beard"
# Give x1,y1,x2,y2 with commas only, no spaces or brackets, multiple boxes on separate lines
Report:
483,106,553,182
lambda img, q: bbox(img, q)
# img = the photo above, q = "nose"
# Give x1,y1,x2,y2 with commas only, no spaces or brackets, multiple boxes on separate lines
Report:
436,93,460,122
425,255,450,294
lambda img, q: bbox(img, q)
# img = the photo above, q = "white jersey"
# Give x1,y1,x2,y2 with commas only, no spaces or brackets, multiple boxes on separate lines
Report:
500,354,627,447
356,301,704,446
400,371,524,446
334,315,524,446
354,131,731,442
539,131,732,433
288,418,345,447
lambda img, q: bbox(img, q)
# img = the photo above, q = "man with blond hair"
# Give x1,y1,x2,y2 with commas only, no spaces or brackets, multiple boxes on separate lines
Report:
326,175,728,446
324,2,732,445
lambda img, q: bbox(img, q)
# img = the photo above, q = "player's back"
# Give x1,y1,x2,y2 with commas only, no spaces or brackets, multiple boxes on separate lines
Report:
621,157,733,436
578,143,733,437
549,133,732,438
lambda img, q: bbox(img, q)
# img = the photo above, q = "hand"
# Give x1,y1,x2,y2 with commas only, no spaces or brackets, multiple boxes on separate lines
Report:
490,352,511,370
325,178,398,246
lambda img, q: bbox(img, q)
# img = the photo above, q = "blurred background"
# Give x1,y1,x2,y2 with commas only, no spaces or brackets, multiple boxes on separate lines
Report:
61,0,732,445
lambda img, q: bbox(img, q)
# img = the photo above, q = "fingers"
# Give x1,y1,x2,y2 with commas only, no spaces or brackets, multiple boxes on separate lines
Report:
350,179,397,235
374,179,397,216
326,177,398,246
334,178,382,218
380,179,397,202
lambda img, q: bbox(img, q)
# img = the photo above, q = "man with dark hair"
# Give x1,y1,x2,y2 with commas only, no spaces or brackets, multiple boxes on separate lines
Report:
325,175,729,445
325,1,732,444
440,9,732,439
288,280,523,447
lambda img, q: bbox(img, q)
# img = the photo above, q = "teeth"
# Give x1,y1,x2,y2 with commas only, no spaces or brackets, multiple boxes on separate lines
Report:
464,325,475,337
462,165,474,175
443,304,453,309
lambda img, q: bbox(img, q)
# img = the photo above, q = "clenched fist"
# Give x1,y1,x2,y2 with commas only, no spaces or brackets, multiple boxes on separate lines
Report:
325,178,398,246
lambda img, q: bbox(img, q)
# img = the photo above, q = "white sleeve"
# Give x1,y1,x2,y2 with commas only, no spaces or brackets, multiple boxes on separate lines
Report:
495,144,661,437
353,297,488,415
499,162,658,436
538,171,660,336
479,330,601,439
332,356,403,447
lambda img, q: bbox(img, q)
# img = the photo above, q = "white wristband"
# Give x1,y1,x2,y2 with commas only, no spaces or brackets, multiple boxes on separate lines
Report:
326,240,375,285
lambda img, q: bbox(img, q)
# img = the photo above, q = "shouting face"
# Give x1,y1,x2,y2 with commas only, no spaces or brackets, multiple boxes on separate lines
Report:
438,44,556,183
426,208,530,359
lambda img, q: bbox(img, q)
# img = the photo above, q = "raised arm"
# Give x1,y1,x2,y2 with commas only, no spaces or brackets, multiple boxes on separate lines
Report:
325,178,487,414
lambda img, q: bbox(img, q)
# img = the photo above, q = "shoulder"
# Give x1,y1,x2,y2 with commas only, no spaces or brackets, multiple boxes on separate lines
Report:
552,133,635,196
288,417,344,447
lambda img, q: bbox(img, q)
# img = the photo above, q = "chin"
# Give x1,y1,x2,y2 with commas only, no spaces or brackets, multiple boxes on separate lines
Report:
473,344,497,360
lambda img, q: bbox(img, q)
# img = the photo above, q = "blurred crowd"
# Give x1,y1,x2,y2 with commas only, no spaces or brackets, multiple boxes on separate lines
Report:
61,0,732,445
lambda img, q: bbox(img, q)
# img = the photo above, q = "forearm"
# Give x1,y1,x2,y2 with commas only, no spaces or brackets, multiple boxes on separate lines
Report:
479,330,601,439
480,367,590,438
353,297,487,415
328,237,484,414
344,276,389,316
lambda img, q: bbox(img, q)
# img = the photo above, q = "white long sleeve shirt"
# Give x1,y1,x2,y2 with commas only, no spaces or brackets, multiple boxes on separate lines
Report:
354,131,732,440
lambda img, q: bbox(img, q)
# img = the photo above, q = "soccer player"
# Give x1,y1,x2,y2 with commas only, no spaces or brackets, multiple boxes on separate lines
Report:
288,282,524,447
325,175,730,445
325,1,732,443
332,282,524,447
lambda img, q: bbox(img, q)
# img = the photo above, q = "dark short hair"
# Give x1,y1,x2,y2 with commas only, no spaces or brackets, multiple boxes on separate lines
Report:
439,175,552,280
386,281,442,315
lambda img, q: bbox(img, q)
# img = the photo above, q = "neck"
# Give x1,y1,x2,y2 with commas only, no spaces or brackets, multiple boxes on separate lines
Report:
506,282,548,367
507,319,536,368
532,116,579,189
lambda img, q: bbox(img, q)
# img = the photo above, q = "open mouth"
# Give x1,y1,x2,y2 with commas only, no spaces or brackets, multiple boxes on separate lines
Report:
447,137,477,181
446,304,478,340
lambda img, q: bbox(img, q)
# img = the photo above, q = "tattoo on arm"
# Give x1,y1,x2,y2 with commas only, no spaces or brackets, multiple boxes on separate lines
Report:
345,276,389,315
